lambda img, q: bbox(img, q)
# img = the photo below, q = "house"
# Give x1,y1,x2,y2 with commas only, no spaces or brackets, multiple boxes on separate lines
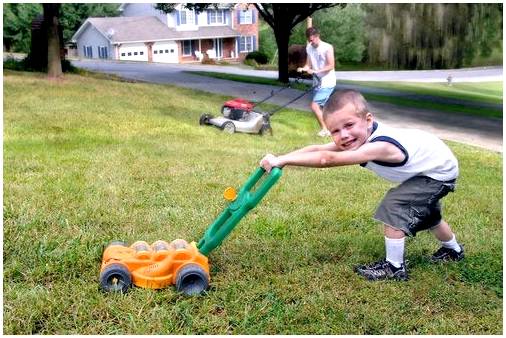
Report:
71,3,259,64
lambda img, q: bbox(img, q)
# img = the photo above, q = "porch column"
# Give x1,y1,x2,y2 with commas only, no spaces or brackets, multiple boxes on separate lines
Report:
145,42,153,62
115,44,122,59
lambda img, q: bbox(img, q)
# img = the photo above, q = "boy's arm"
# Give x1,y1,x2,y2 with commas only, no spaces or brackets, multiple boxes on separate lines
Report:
290,142,339,154
261,141,404,172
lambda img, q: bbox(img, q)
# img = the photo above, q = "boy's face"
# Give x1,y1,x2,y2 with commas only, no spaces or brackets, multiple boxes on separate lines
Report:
324,103,374,151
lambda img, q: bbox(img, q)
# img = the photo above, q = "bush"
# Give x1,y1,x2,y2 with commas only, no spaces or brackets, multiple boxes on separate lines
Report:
245,51,269,64
243,58,258,68
4,56,78,73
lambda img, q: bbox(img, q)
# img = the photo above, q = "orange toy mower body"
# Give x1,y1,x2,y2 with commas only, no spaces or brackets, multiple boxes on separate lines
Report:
99,167,282,296
100,239,210,295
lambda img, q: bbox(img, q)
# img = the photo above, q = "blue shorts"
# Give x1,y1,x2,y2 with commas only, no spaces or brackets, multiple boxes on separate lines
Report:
312,87,335,107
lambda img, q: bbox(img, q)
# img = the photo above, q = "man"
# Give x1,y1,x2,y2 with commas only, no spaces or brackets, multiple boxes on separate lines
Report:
298,27,337,137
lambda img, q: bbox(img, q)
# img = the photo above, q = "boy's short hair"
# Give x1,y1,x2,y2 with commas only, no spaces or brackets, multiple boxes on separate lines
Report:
305,27,319,38
323,89,370,118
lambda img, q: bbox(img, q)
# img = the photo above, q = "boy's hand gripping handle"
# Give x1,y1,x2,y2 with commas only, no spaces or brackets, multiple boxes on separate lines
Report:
197,167,282,256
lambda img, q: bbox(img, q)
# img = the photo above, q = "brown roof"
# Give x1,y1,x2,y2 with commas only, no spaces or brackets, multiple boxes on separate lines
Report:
79,16,240,43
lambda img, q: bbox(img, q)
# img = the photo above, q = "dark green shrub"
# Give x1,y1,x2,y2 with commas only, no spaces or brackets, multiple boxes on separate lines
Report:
4,56,78,73
245,51,269,64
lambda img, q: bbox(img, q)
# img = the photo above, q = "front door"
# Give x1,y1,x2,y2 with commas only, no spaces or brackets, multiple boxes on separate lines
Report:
213,38,223,59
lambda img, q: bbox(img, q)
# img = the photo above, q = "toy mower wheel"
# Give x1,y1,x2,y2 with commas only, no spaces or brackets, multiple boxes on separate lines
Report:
100,263,132,293
175,264,209,296
199,114,212,125
222,121,236,134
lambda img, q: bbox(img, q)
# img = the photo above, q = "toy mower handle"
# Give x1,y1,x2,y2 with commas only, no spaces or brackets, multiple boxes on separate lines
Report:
197,167,282,256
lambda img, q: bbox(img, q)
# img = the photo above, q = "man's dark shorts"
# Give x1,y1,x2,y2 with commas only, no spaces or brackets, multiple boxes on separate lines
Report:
374,176,456,236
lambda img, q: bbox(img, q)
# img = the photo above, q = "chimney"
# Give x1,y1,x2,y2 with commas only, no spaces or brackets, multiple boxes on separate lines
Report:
307,17,312,28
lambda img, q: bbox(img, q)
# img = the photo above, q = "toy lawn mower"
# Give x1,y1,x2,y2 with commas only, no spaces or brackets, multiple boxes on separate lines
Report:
199,75,321,135
99,166,282,295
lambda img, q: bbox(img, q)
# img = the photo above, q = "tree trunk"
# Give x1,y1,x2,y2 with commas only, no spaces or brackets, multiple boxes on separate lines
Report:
276,35,289,83
44,4,62,79
274,22,291,83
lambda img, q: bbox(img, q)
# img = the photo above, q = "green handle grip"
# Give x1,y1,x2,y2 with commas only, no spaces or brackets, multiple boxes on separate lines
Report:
197,167,282,256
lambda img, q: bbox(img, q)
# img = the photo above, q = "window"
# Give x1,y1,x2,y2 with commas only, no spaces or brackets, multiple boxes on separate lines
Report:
128,52,131,56
98,46,108,59
154,50,158,54
159,50,163,54
121,53,126,56
165,49,169,53
134,52,138,55
183,40,193,56
179,9,195,25
209,10,224,24
170,49,174,53
83,45,93,58
239,10,253,24
239,36,254,52
140,51,144,55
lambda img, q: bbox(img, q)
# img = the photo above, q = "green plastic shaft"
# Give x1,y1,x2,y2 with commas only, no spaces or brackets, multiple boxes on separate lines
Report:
197,167,282,256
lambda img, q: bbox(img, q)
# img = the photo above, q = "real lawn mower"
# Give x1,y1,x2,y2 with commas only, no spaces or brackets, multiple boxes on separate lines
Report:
199,75,321,135
99,166,282,296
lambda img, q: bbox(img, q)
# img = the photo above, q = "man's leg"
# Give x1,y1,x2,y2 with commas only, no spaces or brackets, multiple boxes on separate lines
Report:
310,101,329,136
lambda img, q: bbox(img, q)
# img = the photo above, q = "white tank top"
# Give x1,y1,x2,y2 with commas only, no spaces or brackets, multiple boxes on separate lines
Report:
306,41,337,88
361,122,459,183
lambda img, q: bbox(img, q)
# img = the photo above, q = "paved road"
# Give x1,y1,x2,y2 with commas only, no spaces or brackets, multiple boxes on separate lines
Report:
72,60,503,152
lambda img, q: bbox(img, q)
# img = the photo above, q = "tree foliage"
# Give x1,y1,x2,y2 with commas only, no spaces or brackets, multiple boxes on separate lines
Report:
363,3,503,69
3,3,42,52
155,3,228,14
60,3,119,43
290,4,366,64
3,3,119,53
254,3,340,82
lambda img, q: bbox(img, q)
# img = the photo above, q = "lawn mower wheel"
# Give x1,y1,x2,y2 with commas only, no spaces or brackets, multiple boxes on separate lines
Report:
222,121,236,134
199,114,212,125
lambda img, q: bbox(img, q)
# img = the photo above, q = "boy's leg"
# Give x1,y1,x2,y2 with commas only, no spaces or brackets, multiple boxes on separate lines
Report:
384,224,406,268
429,219,454,241
354,224,408,281
430,220,464,261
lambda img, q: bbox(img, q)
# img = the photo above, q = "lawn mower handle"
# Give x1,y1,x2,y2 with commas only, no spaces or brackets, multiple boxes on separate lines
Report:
197,167,282,256
267,74,321,116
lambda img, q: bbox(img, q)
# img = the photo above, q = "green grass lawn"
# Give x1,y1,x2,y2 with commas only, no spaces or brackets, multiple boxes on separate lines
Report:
186,71,503,118
3,71,503,334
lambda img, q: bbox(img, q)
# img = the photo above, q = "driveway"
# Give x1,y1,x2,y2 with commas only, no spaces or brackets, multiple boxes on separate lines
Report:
72,60,502,152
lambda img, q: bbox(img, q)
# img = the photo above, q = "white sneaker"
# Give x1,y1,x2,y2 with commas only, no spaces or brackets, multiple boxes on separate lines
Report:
317,129,330,137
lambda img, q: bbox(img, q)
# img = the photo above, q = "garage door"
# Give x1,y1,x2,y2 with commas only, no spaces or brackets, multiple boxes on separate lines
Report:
119,43,148,62
152,41,179,63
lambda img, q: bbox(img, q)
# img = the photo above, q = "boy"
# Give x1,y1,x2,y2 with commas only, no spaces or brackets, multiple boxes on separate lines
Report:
260,89,464,281
297,27,336,137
